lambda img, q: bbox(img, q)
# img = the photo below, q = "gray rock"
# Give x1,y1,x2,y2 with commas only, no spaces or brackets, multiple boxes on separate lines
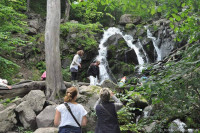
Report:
144,121,157,132
119,14,141,25
34,127,58,133
24,90,46,112
101,80,118,90
28,27,37,35
15,101,36,129
70,20,79,23
79,85,101,96
36,105,57,128
29,19,39,30
0,103,4,111
0,104,17,133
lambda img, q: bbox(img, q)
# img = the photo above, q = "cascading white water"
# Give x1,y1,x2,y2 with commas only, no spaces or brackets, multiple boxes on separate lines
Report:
169,119,187,133
96,27,147,84
138,39,149,63
143,105,153,118
146,28,162,61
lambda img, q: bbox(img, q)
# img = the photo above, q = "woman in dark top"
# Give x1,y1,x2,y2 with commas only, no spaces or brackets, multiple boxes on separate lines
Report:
94,88,123,133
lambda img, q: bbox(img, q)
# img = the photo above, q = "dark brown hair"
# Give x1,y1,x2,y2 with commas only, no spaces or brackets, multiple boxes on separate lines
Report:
64,87,78,102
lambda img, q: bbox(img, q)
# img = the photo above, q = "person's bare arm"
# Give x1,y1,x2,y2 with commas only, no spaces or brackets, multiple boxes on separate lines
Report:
54,110,61,127
93,98,101,110
81,116,87,126
112,95,123,111
109,90,123,111
73,55,81,67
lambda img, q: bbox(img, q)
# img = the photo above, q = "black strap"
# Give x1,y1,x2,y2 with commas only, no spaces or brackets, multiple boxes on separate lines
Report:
100,104,115,118
64,103,81,128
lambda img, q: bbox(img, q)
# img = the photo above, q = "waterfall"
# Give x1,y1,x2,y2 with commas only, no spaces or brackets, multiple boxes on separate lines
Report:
138,39,149,63
143,105,153,118
96,27,147,84
146,27,162,61
169,119,187,133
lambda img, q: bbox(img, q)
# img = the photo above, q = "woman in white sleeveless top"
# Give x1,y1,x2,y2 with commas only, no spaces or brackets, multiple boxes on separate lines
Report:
54,87,87,133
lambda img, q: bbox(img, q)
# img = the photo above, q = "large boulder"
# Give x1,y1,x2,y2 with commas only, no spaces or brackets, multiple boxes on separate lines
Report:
0,104,17,133
144,121,158,133
29,19,39,30
36,105,57,128
34,127,58,133
24,90,46,113
119,14,141,25
15,101,37,129
78,85,101,131
101,80,118,90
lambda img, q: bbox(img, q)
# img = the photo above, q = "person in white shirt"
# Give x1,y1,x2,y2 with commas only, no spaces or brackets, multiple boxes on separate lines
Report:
70,50,84,87
54,87,87,133
0,78,12,89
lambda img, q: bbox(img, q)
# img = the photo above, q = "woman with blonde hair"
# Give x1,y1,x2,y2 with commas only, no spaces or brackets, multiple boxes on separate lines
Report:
54,87,87,133
70,50,84,87
94,88,123,133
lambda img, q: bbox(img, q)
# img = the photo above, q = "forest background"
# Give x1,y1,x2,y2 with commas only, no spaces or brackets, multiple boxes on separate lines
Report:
0,0,200,132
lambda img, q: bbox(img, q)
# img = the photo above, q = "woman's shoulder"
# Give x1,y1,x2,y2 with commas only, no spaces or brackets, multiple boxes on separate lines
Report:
55,103,67,112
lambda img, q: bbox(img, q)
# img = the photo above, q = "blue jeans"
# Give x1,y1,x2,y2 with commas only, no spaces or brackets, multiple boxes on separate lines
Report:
59,125,81,133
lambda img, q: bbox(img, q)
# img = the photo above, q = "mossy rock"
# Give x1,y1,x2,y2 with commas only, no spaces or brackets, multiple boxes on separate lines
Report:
125,24,135,30
128,91,148,109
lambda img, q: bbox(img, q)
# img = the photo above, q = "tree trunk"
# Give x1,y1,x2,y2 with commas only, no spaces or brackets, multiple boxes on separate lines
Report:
45,0,64,100
27,0,30,12
63,0,70,22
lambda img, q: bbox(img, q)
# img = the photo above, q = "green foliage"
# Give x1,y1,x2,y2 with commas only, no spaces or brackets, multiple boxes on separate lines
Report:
29,0,46,17
62,67,71,82
135,43,200,130
70,0,118,25
0,1,28,83
0,0,26,11
117,91,143,132
36,61,46,73
0,57,20,83
60,22,102,50
169,2,200,43
31,69,41,81
0,96,19,106
17,126,33,133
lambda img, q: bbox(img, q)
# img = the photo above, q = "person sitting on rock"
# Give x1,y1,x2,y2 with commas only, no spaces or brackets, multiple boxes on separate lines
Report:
0,78,12,89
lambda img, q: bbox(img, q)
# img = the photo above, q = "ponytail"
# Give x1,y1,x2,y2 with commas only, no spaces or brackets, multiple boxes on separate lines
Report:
64,87,78,102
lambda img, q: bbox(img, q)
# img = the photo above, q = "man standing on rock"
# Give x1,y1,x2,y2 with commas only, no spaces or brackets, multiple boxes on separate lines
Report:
87,60,100,86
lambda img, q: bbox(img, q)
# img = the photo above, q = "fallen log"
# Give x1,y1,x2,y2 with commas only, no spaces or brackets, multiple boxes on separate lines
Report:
0,81,46,99
0,81,90,99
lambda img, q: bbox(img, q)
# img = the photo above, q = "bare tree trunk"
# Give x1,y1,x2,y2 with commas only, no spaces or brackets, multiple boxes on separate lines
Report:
27,0,30,12
45,0,64,100
63,0,70,22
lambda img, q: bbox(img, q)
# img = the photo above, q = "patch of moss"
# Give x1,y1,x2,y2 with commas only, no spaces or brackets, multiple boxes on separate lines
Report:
125,24,135,30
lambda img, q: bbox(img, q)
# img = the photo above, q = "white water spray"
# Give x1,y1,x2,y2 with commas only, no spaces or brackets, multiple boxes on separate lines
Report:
96,27,147,84
145,27,162,61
